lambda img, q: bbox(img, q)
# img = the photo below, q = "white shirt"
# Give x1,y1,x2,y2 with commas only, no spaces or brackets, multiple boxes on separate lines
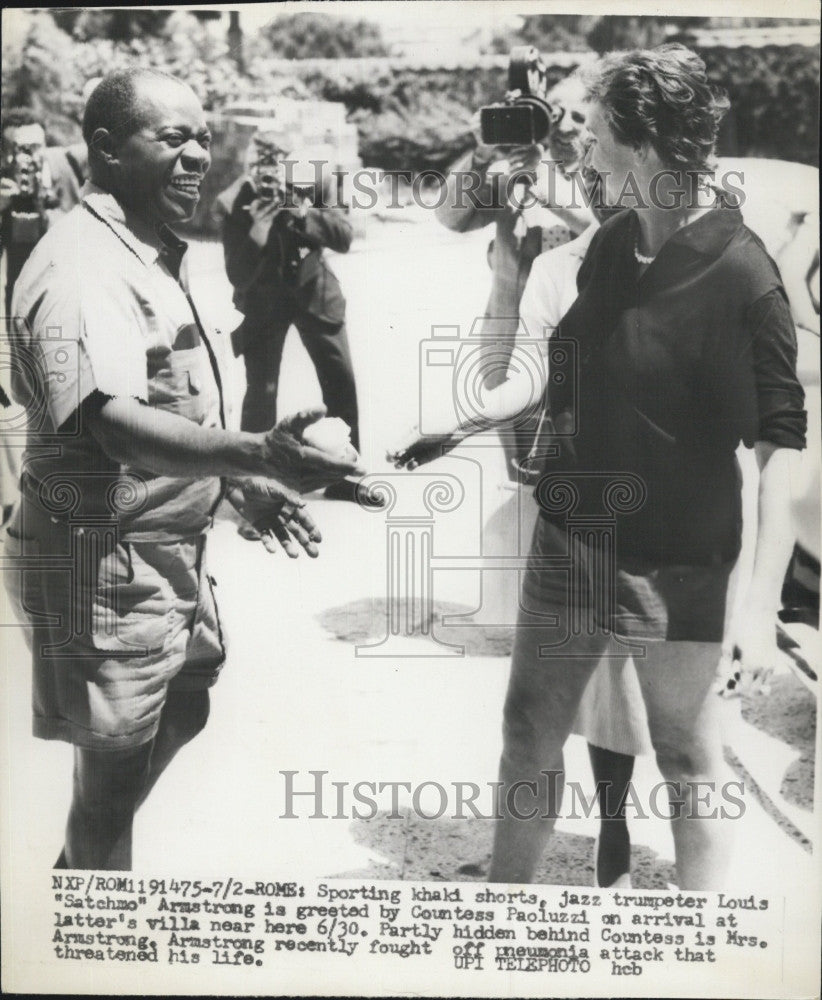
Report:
518,222,599,342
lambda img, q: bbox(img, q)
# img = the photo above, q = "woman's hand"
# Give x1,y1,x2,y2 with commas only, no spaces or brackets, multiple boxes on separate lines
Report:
387,424,467,471
716,443,801,698
716,608,778,697
227,477,322,558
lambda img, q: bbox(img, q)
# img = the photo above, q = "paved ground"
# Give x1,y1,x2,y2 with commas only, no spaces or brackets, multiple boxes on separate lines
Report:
0,210,817,894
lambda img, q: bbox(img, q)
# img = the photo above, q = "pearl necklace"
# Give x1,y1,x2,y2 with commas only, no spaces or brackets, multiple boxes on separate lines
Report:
634,240,656,264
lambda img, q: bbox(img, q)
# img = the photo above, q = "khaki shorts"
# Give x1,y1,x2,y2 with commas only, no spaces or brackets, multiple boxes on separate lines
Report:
3,506,226,750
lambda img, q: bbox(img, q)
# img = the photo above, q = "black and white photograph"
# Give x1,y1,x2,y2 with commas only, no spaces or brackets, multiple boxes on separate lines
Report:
0,1,819,996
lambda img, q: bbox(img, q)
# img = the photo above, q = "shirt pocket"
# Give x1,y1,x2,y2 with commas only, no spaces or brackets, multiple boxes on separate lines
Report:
147,346,208,425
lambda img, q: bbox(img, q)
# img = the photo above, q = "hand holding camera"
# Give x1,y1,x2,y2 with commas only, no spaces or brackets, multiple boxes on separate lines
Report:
531,157,579,211
502,144,544,179
246,196,280,247
0,175,21,212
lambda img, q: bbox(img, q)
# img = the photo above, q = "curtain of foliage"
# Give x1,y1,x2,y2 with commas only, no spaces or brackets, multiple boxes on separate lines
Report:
49,9,175,42
489,14,711,56
3,11,818,176
259,12,389,59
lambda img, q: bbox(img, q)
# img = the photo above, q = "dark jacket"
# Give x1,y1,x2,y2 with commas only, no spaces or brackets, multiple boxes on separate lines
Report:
1,199,50,314
214,175,351,327
544,199,805,565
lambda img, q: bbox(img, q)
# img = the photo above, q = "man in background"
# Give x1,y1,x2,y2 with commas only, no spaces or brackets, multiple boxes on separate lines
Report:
1,108,59,313
0,108,60,523
44,78,101,215
215,130,376,508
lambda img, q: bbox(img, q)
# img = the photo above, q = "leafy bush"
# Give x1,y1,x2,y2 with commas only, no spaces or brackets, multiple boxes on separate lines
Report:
258,12,389,59
2,11,818,171
705,44,820,165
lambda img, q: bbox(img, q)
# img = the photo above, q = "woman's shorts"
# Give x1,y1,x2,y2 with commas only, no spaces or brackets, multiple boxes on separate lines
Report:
521,516,734,643
3,508,226,751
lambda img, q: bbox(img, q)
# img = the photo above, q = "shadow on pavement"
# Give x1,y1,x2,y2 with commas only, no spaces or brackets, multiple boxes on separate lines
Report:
330,810,677,889
318,597,515,657
740,673,816,809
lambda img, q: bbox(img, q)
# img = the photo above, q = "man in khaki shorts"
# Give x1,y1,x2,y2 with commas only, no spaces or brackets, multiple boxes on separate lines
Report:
4,68,362,870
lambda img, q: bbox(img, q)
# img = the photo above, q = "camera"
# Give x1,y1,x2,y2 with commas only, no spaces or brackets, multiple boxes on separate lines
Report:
2,137,57,237
252,162,285,204
12,148,42,199
3,131,53,204
480,46,557,147
249,133,289,204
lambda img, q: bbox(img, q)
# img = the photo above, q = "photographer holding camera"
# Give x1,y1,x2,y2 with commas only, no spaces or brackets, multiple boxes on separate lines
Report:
1,109,60,314
436,58,594,477
1,108,61,524
215,130,376,512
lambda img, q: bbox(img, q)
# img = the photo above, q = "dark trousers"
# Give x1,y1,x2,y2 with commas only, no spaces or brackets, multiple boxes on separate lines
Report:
240,311,360,450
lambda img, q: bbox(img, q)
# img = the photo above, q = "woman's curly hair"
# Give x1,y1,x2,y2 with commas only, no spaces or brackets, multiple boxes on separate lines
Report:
583,44,730,173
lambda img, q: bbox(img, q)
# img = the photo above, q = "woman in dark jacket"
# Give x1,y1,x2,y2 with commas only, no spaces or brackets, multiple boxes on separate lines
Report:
391,44,806,889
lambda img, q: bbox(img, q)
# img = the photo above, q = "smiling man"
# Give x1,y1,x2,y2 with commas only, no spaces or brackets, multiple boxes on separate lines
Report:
4,69,362,870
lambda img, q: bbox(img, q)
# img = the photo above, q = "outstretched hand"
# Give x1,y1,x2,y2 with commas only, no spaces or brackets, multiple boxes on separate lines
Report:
387,424,467,471
262,406,365,494
228,477,322,558
715,610,779,698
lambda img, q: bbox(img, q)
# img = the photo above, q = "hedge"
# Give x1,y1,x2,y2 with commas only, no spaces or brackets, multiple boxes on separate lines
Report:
702,44,820,165
3,12,818,171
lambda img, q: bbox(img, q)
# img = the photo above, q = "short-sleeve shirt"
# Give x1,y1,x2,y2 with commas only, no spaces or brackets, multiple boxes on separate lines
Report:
519,224,598,340
10,186,225,541
544,199,807,566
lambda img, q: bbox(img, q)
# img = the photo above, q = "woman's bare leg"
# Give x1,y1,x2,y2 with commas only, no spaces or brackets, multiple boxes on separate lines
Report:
634,641,732,890
488,625,611,883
